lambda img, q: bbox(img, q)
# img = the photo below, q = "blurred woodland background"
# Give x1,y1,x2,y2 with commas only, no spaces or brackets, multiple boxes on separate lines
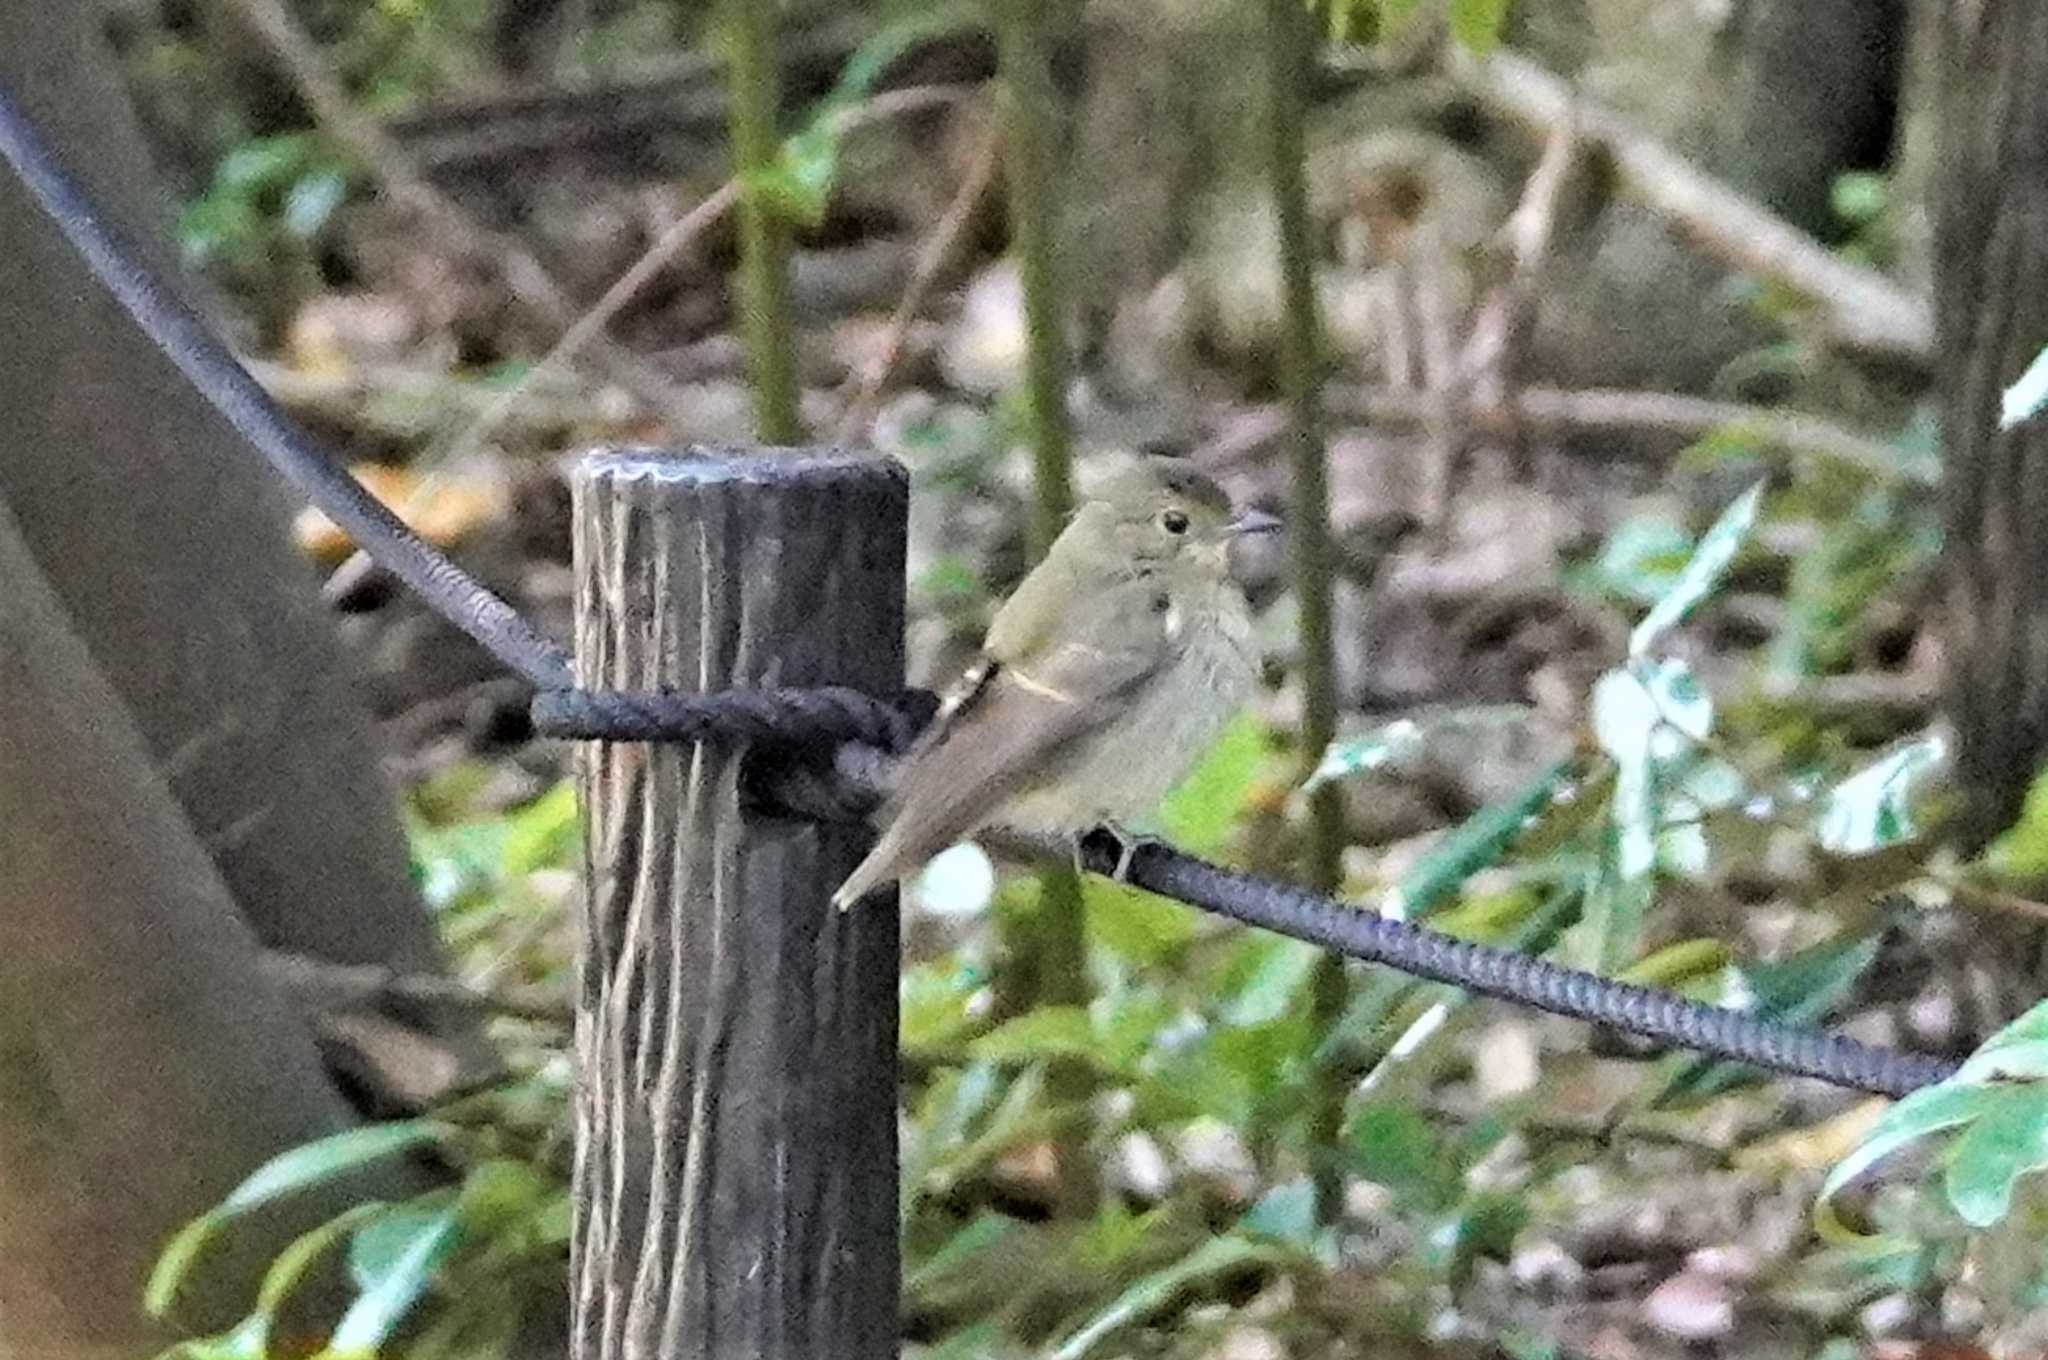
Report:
7,0,2048,1356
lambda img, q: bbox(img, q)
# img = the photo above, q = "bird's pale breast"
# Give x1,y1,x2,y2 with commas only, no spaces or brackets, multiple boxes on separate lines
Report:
997,584,1256,833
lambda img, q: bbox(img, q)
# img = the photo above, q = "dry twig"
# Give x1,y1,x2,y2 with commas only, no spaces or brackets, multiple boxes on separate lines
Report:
836,111,1000,440
1463,105,1581,466
1452,48,1932,367
1323,382,1928,485
263,949,573,1026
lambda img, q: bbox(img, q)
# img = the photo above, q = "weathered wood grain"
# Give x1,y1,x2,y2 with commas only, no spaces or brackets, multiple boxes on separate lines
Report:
570,446,903,1360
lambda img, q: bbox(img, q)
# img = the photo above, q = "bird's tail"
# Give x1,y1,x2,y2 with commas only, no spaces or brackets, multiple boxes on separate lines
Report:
830,833,905,911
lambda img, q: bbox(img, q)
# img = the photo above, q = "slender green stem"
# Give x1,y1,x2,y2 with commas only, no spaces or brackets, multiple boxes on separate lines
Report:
992,0,1091,1215
994,0,1074,554
720,0,802,444
1264,0,1349,1226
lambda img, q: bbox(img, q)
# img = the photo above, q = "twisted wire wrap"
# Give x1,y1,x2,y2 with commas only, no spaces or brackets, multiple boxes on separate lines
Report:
532,685,938,753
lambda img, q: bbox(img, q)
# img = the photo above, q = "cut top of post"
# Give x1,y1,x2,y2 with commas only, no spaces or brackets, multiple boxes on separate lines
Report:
573,445,902,489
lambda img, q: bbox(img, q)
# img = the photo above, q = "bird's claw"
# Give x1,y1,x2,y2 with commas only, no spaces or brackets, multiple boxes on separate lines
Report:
1086,821,1163,884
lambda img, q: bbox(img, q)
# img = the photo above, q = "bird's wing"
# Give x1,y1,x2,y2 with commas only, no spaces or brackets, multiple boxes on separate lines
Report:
833,581,1170,906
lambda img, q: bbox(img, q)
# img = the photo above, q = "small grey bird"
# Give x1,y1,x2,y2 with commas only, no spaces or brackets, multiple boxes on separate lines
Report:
833,456,1277,908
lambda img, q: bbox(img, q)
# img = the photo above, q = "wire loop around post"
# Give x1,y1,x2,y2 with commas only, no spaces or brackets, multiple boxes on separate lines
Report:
531,684,937,752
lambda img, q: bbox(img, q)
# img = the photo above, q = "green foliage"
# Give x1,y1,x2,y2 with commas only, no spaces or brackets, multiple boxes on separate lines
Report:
1822,1001,2048,1236
753,0,984,227
1313,0,1512,49
148,1121,568,1360
147,1121,455,1322
1446,0,1512,52
176,132,353,269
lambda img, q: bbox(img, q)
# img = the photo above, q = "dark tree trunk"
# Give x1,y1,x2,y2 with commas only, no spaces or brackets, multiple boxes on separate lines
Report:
1936,0,2048,851
1711,0,1909,241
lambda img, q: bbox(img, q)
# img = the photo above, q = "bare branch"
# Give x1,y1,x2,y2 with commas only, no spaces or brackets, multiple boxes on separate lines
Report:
837,111,1000,440
262,949,573,1026
1323,383,1928,484
1452,48,1932,368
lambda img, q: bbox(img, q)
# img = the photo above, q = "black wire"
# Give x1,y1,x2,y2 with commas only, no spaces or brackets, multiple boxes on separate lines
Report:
1084,832,1959,1098
0,75,573,692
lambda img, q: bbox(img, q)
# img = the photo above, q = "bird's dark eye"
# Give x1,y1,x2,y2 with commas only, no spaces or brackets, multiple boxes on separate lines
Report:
1161,509,1190,535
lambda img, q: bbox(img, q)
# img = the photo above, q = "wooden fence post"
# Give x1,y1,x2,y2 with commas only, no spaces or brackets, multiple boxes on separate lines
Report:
569,447,903,1360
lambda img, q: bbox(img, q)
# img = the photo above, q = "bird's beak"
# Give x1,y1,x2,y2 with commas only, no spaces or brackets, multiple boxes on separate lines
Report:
1227,508,1284,537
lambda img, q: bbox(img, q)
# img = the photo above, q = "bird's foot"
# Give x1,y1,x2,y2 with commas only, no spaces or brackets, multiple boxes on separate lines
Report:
1093,821,1166,884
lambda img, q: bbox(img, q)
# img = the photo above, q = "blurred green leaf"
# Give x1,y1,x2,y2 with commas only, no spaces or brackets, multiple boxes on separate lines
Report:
257,1203,389,1322
327,1203,463,1356
1046,1235,1289,1360
348,1196,456,1293
1831,171,1888,226
152,1120,457,1316
1581,828,1657,975
1637,657,1713,741
1584,511,1692,606
175,194,262,267
148,1217,227,1321
1093,989,1178,1073
1087,879,1198,967
2002,344,2048,430
754,0,983,225
283,169,349,239
450,1158,552,1238
1985,766,2048,880
1217,933,1322,1027
1307,706,1532,793
1943,1086,2048,1227
1212,1014,1311,1110
1161,712,1267,853
1423,1188,1527,1282
755,123,838,228
970,1007,1096,1065
1389,759,1576,920
501,782,579,877
1956,998,2048,1084
1590,670,1660,935
1818,1082,2003,1237
1618,938,1732,996
903,1063,1005,1216
1816,735,1949,854
1447,0,1511,52
1630,479,1765,658
902,959,988,1055
217,133,318,192
1238,1179,1318,1246
225,1123,454,1215
1348,1101,1456,1211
